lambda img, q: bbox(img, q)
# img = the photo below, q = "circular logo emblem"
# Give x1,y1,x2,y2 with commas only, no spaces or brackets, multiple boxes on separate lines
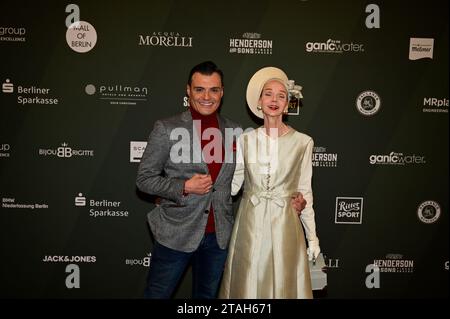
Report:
66,21,97,53
356,90,381,116
85,84,96,95
417,200,441,224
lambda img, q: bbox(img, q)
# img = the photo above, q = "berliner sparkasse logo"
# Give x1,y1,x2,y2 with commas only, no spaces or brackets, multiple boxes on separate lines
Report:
356,90,381,116
417,200,441,224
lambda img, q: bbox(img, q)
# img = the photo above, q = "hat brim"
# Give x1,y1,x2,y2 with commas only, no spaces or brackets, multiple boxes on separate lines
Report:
246,67,289,119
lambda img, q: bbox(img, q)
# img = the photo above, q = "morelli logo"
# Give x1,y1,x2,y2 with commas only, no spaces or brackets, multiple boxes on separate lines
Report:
138,31,193,47
423,97,449,113
305,38,364,54
130,141,147,163
313,146,338,168
38,143,94,158
229,33,273,55
0,143,10,158
0,26,26,42
2,78,60,105
369,151,426,165
356,90,381,116
374,254,415,273
335,197,363,224
75,193,129,218
417,200,441,224
409,38,434,60
85,83,149,105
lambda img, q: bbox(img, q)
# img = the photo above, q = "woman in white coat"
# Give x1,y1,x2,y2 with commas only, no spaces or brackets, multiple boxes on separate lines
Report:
219,67,321,299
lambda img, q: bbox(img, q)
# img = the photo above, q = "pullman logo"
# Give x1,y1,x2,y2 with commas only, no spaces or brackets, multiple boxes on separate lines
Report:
335,197,363,224
85,83,149,105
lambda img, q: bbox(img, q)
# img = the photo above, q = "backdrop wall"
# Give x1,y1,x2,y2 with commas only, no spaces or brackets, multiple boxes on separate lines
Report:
0,0,448,298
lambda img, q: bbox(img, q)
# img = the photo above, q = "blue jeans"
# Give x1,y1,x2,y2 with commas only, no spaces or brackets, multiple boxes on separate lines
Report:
144,233,228,299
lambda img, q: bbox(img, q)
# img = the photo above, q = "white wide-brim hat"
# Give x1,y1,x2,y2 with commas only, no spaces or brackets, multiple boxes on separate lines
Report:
246,66,289,119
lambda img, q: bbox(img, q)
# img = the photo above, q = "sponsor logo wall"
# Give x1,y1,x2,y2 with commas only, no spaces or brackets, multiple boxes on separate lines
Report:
0,0,447,299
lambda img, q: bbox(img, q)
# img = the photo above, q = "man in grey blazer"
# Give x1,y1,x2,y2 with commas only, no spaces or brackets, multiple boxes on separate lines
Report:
137,61,240,299
136,61,306,299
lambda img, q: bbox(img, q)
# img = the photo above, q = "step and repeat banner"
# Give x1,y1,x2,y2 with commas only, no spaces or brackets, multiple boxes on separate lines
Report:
1,0,448,298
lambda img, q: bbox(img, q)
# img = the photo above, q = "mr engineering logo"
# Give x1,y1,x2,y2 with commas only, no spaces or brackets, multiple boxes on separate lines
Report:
422,97,448,113
2,79,60,105
75,193,129,218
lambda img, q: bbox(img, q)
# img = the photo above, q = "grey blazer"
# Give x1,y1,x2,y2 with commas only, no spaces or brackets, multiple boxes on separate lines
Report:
136,110,241,252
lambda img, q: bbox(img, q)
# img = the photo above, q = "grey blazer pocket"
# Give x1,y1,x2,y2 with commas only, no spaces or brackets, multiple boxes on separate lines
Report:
147,205,162,223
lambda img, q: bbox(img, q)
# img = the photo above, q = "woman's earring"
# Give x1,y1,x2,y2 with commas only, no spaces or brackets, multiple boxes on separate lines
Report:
257,105,262,110
283,108,288,114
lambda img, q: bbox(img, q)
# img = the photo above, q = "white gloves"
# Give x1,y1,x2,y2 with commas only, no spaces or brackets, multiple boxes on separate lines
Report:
307,239,321,261
300,205,321,261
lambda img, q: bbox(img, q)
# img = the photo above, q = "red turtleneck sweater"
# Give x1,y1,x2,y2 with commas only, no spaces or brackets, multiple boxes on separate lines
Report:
188,107,223,233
